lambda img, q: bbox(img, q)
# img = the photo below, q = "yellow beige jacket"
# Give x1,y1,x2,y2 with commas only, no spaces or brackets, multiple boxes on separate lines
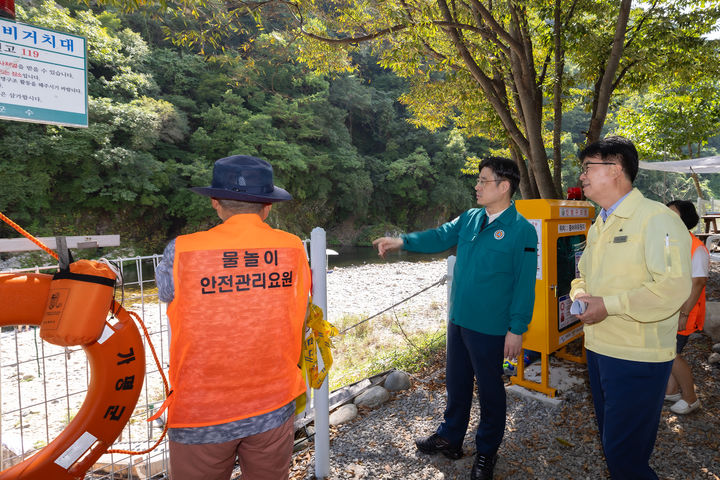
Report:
570,188,691,362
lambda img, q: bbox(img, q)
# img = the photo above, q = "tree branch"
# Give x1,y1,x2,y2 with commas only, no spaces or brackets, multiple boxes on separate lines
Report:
586,0,632,143
435,0,530,155
297,19,499,45
467,0,523,53
538,52,550,86
623,0,658,51
552,0,563,195
539,0,578,88
610,60,637,91
463,0,512,56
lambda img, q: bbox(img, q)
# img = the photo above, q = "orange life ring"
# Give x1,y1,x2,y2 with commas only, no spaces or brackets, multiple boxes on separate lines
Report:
0,273,145,479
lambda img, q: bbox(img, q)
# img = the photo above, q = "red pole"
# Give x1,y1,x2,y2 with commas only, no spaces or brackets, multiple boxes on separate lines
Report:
0,0,15,20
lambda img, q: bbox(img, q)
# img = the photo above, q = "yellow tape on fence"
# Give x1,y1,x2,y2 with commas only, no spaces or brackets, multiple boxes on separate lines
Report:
296,301,338,414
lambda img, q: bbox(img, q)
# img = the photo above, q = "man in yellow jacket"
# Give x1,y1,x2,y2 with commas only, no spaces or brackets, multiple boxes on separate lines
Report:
155,155,311,480
570,136,691,480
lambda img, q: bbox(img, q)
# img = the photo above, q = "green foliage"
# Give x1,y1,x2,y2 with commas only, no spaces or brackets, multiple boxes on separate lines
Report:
329,310,446,390
2,2,185,246
13,1,720,253
290,0,720,198
84,0,720,202
2,1,488,252
613,82,720,160
368,332,446,378
611,79,720,203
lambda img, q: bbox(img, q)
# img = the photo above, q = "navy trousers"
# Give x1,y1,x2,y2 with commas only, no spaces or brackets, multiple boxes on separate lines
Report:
437,322,506,456
586,350,672,480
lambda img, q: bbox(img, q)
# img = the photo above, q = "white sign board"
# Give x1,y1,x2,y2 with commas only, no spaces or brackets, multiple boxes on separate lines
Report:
559,207,589,218
558,323,584,345
0,18,87,127
558,223,586,234
528,219,542,280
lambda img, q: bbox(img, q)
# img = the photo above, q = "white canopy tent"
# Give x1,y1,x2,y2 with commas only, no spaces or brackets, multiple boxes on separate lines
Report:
639,155,720,174
639,155,720,259
639,155,720,201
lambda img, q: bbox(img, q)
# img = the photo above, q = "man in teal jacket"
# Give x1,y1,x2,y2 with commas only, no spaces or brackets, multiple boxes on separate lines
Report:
373,157,537,480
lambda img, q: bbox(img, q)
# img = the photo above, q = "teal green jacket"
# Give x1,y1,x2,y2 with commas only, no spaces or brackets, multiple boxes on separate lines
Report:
402,203,538,335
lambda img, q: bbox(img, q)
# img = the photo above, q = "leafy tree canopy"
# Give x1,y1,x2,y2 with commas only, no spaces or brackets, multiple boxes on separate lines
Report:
1,1,483,250
92,0,720,199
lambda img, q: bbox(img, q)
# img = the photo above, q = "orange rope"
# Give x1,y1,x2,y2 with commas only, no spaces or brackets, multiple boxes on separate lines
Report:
107,308,171,455
0,211,59,260
0,213,171,456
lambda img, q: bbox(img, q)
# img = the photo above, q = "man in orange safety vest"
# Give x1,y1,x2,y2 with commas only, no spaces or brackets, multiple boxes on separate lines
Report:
155,155,311,480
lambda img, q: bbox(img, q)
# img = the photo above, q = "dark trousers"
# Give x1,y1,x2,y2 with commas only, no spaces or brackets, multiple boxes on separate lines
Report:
586,350,672,480
437,322,506,456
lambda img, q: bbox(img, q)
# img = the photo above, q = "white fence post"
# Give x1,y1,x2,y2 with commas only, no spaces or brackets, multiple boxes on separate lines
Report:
310,228,329,479
446,255,455,325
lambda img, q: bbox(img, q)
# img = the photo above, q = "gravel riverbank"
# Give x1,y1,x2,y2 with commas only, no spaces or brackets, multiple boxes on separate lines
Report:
290,331,719,480
289,260,720,480
325,259,449,326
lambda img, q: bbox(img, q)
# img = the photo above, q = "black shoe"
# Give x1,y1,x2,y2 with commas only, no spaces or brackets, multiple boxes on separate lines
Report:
414,433,463,459
470,453,496,480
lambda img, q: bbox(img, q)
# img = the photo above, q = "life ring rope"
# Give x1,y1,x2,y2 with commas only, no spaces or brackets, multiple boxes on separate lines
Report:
106,307,171,455
0,211,59,260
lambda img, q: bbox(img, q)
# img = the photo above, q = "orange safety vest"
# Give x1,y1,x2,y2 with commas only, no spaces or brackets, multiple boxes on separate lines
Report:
166,214,310,428
679,233,707,336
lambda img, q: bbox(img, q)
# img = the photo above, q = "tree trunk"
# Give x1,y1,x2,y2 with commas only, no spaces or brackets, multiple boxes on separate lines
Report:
552,0,564,195
436,0,556,199
526,151,540,199
507,14,559,199
692,173,704,199
586,0,632,144
510,140,537,199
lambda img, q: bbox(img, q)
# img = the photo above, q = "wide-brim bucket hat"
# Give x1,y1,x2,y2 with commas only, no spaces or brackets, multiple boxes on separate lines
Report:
190,155,292,203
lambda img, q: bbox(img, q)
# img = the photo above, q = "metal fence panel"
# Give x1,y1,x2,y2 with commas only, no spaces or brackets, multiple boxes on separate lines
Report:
1,255,170,479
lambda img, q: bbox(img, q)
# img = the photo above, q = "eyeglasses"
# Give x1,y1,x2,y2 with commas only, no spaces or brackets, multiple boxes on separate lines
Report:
580,162,616,175
477,174,506,186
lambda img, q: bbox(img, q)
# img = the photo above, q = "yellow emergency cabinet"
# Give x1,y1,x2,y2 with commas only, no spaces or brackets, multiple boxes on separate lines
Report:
512,199,595,397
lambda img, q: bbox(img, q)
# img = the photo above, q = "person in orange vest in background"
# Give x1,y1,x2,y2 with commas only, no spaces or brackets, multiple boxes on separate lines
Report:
664,200,707,415
155,155,311,480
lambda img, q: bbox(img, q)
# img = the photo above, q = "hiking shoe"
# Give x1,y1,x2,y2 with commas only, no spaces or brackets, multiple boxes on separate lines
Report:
670,398,701,414
415,433,463,459
471,453,497,480
664,392,682,402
